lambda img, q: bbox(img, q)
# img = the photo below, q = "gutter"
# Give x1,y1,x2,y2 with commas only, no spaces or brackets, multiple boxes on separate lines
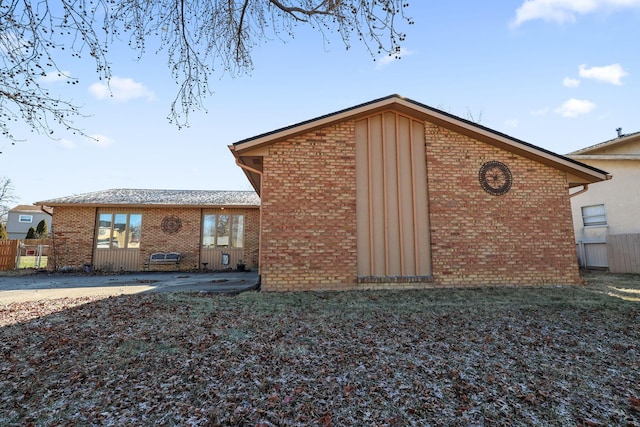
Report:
233,157,263,287
234,158,263,176
570,184,589,198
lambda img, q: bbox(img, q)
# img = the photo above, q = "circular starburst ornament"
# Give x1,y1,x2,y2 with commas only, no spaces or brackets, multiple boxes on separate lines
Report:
161,215,182,234
479,161,512,196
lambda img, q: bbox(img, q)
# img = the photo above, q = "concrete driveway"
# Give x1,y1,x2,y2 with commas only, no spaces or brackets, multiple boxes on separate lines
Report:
0,270,260,303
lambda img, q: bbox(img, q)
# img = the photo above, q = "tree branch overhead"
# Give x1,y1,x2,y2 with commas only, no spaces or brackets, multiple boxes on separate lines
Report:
0,1,412,139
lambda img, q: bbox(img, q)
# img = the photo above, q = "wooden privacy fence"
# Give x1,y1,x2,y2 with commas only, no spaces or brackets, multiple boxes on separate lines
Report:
0,240,19,271
607,234,640,274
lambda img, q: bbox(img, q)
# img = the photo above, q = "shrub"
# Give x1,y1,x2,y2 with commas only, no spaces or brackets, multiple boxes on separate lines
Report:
25,227,36,239
36,219,48,238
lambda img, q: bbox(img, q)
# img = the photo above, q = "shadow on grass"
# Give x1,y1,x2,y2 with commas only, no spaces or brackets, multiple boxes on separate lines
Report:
581,269,640,302
0,273,639,426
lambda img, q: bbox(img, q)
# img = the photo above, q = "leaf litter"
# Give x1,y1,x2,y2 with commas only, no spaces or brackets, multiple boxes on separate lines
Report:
0,270,639,426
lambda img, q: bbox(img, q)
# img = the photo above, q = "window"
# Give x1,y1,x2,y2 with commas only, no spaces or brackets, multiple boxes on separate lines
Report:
202,214,244,248
582,204,607,227
18,215,33,223
96,213,142,249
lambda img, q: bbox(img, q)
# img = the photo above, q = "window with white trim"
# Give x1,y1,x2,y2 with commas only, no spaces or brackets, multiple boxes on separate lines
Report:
581,204,607,227
18,215,33,223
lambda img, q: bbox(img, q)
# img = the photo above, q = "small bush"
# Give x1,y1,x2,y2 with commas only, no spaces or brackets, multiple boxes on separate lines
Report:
35,219,48,237
25,227,36,239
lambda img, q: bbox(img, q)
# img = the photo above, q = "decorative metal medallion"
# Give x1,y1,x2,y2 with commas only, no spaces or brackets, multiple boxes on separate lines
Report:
479,161,512,196
161,215,182,234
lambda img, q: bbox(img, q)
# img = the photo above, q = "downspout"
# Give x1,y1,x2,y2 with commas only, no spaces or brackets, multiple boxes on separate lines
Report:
234,158,263,177
569,184,589,269
37,204,55,270
570,184,589,198
234,158,263,289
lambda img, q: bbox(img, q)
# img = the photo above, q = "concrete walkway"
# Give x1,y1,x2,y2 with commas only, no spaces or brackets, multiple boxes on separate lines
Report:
0,270,260,303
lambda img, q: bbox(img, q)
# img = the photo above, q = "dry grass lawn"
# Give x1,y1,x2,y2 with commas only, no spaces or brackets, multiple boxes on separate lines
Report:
1,270,639,426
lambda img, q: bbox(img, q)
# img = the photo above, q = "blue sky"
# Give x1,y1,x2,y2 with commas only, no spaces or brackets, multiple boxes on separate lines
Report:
2,0,639,205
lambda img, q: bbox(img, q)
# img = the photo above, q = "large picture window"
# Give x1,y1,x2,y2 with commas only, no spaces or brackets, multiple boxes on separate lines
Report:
97,213,142,249
581,204,607,227
202,214,244,248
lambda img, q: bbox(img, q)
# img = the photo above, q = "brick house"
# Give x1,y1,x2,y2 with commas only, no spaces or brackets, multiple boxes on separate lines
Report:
229,94,610,291
35,189,260,272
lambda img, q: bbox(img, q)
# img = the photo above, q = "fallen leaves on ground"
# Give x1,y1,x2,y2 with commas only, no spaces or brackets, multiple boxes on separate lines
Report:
1,272,639,426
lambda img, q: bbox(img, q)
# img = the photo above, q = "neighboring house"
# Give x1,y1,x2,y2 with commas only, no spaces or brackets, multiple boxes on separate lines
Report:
229,94,609,291
5,205,52,240
567,130,640,273
34,189,260,272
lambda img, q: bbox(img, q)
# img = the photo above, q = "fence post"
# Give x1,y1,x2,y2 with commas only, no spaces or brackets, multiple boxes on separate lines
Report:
15,242,23,270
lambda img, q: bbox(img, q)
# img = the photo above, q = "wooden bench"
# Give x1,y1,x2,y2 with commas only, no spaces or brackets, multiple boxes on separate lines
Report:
144,252,181,271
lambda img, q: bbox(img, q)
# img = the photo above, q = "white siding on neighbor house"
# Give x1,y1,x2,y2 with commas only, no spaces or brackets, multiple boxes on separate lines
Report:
569,137,640,271
570,156,640,240
5,210,52,240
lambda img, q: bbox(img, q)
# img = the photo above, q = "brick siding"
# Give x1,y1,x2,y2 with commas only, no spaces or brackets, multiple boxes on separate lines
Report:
424,123,580,287
259,123,359,291
50,206,97,269
258,118,580,291
50,206,260,271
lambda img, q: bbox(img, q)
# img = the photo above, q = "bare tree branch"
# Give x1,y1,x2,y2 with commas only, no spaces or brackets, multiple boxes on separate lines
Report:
0,177,17,222
0,0,413,138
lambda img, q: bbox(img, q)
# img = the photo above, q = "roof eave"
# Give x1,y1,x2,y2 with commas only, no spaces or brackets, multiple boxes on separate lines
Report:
37,202,260,209
568,131,640,155
231,95,610,185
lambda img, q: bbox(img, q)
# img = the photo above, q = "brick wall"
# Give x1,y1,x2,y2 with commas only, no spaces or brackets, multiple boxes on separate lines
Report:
260,122,359,291
139,208,202,270
424,123,580,287
50,206,260,271
244,208,260,268
50,206,97,269
258,118,580,291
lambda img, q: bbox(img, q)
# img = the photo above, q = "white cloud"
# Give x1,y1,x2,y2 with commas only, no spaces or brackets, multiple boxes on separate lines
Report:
376,48,414,68
563,77,580,87
88,76,155,102
511,0,640,26
58,138,76,149
87,134,113,147
554,98,596,117
504,119,519,128
530,108,549,116
39,70,73,84
578,63,628,85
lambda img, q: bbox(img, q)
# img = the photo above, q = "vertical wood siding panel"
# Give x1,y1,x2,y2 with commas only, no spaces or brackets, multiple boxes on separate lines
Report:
384,112,401,275
355,119,372,276
369,115,386,276
355,113,432,279
398,115,416,275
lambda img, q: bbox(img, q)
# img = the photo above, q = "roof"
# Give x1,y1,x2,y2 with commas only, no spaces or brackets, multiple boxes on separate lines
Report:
9,205,52,214
567,131,640,157
35,189,260,208
229,94,610,192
